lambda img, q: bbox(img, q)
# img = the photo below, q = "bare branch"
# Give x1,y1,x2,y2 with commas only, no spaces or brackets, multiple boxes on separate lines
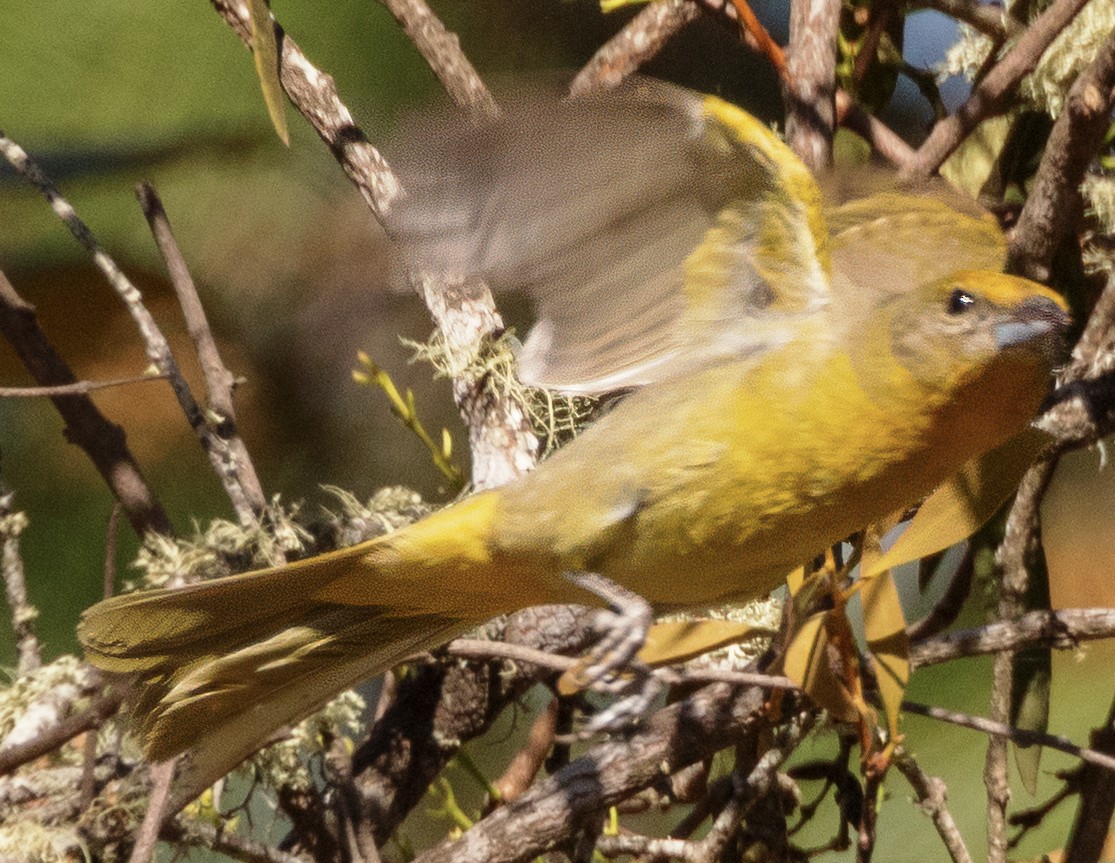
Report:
904,0,1092,177
0,133,269,532
0,684,123,777
126,759,177,863
904,701,1115,773
908,0,1010,39
910,608,1115,667
379,0,497,115
410,684,772,863
0,266,172,536
570,0,701,96
894,751,974,863
0,374,167,398
162,820,313,863
1009,27,1115,282
136,182,268,525
784,0,840,170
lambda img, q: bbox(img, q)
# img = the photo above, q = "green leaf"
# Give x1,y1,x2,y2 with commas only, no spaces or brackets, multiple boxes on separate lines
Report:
248,0,289,146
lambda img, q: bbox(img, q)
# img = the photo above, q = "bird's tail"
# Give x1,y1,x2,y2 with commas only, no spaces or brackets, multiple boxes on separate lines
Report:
79,495,514,782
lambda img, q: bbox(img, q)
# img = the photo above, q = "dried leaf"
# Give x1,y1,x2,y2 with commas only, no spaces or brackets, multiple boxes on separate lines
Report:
248,0,289,146
783,611,862,724
866,428,1050,576
638,619,774,667
860,570,909,738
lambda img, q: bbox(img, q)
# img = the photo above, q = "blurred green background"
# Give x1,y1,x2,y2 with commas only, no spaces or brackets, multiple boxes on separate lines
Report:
1,1,1112,860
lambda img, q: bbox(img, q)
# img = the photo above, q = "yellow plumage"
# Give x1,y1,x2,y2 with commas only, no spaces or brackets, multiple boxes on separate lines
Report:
79,81,1069,786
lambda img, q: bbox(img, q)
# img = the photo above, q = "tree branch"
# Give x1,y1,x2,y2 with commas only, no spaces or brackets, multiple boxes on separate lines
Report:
903,0,1092,177
0,266,172,537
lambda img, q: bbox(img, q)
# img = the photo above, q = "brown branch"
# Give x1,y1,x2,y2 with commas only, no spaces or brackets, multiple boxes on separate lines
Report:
1064,693,1115,863
0,266,172,537
904,0,1092,177
379,0,497,116
162,821,312,863
894,751,975,863
0,488,40,675
904,701,1115,773
784,0,841,170
1009,27,1115,283
908,0,1010,39
570,0,700,96
909,607,1115,667
136,182,268,526
410,684,774,863
127,759,177,863
0,373,167,398
835,90,918,169
492,696,559,803
354,605,598,844
0,133,267,534
0,684,123,777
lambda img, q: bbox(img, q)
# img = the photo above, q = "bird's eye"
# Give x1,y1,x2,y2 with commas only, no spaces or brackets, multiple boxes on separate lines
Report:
947,289,976,314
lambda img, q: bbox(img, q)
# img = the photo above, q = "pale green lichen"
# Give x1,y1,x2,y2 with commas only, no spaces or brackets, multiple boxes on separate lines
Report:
0,656,85,752
1083,173,1115,273
0,820,89,863
250,689,366,792
406,329,600,456
941,0,1115,117
1021,0,1115,117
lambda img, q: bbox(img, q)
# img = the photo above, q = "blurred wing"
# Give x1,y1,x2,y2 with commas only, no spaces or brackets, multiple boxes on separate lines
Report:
825,176,1008,314
389,79,831,394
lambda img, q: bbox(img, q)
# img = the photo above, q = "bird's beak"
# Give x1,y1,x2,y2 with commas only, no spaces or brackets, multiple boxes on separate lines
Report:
994,295,1071,350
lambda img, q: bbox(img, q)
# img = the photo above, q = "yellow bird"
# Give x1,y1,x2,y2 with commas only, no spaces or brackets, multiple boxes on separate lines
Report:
79,80,1068,784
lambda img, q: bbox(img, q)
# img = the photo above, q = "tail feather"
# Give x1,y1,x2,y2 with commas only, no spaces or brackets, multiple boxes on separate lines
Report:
145,607,473,788
77,538,484,783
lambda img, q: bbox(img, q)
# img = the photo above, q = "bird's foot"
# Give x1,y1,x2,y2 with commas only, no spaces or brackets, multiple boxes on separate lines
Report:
558,571,661,737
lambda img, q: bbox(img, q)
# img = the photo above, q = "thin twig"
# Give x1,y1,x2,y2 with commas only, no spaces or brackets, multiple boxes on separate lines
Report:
894,750,974,863
0,373,167,398
378,0,496,116
904,701,1115,773
127,759,177,863
0,489,41,675
0,133,256,530
570,0,701,96
136,182,268,525
492,696,559,803
0,266,172,537
1009,27,1115,283
904,0,1092,177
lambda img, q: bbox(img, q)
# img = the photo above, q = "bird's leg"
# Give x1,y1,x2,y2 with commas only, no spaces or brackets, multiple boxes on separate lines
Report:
560,571,662,735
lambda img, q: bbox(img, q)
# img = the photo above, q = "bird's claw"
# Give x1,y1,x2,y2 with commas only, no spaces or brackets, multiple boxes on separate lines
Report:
557,571,660,737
